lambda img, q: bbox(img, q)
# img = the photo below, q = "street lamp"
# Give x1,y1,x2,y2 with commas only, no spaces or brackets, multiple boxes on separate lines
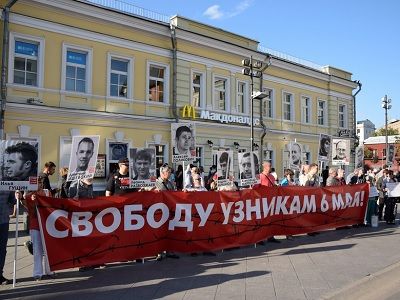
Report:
381,95,392,165
241,57,267,151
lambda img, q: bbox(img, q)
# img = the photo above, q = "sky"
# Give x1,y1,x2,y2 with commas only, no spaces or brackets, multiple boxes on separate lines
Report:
123,0,400,128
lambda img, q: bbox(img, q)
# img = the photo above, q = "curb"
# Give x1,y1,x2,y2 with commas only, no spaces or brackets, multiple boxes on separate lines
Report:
322,260,400,299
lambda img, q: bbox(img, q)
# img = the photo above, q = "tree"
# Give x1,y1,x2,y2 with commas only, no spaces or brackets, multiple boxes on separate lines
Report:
373,128,399,136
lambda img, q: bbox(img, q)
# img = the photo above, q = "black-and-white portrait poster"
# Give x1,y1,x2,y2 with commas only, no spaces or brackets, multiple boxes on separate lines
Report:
318,134,331,161
355,146,364,169
0,140,39,191
216,150,233,186
171,122,196,163
388,144,395,165
67,135,100,181
332,138,350,166
238,151,259,186
289,142,302,171
129,147,156,188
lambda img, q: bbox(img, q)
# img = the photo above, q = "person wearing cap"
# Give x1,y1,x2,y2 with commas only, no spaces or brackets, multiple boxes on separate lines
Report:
106,158,135,196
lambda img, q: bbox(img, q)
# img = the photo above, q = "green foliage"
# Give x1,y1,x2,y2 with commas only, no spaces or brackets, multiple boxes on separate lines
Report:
373,128,399,136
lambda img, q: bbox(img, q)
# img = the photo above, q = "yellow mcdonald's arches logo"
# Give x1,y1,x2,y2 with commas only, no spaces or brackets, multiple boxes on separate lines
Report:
182,105,196,119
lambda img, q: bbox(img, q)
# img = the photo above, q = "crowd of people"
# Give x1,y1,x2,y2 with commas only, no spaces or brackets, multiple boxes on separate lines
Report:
1,156,399,285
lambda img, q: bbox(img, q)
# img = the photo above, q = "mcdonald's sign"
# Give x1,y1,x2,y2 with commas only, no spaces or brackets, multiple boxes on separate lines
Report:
181,105,197,119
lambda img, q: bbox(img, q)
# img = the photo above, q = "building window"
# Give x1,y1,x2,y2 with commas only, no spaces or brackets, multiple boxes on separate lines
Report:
192,147,203,167
148,63,168,102
263,149,273,165
65,50,88,92
109,57,129,98
191,72,204,107
339,104,347,128
262,88,274,118
283,92,293,121
13,40,38,86
237,81,247,114
9,33,45,88
301,96,311,124
214,77,228,111
318,100,326,125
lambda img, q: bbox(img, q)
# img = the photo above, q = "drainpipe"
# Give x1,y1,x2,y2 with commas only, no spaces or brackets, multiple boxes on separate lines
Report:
1,0,19,140
170,22,178,122
352,80,362,164
259,54,271,163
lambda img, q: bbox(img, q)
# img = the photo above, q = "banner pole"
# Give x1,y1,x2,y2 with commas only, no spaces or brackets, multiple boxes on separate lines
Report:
12,195,20,288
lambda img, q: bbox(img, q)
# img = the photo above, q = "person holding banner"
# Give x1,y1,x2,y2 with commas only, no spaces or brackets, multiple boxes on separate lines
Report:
154,164,179,260
23,177,55,281
0,191,13,285
106,158,135,196
260,161,276,187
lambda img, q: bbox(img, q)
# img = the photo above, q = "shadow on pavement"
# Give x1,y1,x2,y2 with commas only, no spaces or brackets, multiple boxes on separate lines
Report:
0,258,268,300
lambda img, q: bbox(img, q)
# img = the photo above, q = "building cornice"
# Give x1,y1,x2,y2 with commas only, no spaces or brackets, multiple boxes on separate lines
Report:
29,0,171,37
10,12,172,58
6,103,172,127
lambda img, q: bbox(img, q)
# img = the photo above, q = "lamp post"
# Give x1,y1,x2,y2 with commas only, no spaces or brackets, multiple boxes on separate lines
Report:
241,57,267,151
381,95,392,165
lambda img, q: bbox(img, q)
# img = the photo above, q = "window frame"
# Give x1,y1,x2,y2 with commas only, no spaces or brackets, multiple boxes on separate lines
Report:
317,99,327,126
338,103,347,128
282,91,294,121
236,79,249,114
212,74,230,112
61,43,93,94
262,88,274,119
8,32,45,88
107,53,134,100
146,61,170,104
301,95,312,124
190,69,205,108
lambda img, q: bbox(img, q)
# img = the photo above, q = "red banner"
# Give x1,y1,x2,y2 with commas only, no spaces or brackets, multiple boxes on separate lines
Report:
36,184,369,271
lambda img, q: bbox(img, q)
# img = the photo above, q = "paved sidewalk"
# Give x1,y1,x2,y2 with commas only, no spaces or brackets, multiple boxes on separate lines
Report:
1,215,400,300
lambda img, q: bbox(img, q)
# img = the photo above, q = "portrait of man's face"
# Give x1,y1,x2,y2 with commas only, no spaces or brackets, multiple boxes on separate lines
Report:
291,143,301,165
336,141,346,159
76,141,94,171
3,152,31,180
135,157,150,179
176,129,192,154
240,155,252,179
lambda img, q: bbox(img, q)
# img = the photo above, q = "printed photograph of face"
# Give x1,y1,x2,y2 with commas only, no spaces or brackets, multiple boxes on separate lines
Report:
75,137,95,172
333,140,347,160
332,139,350,165
68,135,100,180
217,150,233,179
318,134,331,160
130,148,156,180
1,141,38,181
172,123,196,156
355,146,364,168
238,152,258,180
290,142,302,168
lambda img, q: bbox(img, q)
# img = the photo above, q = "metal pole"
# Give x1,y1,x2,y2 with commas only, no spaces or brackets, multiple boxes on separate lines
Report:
250,56,254,151
385,95,388,165
12,194,20,287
